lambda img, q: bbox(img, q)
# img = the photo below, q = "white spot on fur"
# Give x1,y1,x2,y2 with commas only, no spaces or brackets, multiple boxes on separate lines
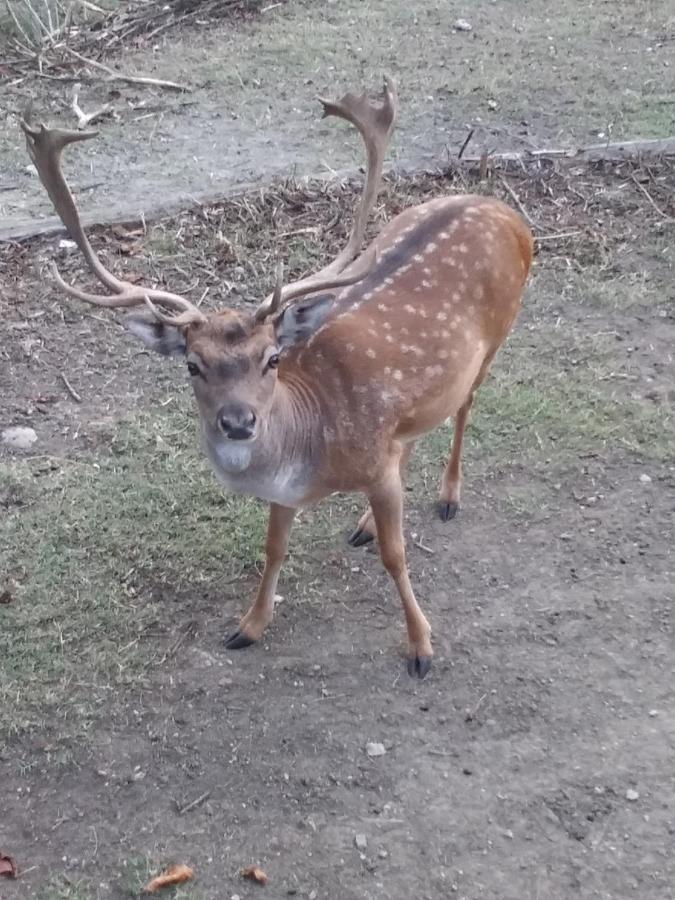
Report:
393,369,403,381
437,311,447,321
366,348,377,358
458,243,469,254
404,304,416,315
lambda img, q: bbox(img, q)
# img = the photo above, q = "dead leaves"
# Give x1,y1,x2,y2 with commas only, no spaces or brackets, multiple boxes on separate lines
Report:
0,852,18,879
143,863,193,893
240,865,268,885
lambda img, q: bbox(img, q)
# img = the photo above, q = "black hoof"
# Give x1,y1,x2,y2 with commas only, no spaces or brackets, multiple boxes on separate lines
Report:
406,656,433,679
224,630,256,650
348,528,375,547
437,501,459,522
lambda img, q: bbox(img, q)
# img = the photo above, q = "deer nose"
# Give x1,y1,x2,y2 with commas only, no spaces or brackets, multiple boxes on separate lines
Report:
218,406,257,441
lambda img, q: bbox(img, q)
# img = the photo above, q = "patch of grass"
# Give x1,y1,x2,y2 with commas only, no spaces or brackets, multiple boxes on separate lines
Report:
0,401,266,746
417,326,675,472
35,878,92,900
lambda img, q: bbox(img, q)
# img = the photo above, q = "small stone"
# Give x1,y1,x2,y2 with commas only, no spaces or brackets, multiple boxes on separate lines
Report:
378,849,388,859
648,709,659,717
59,238,77,250
453,18,472,31
626,789,639,801
2,426,38,450
354,833,368,851
487,99,498,110
366,742,386,757
639,474,652,484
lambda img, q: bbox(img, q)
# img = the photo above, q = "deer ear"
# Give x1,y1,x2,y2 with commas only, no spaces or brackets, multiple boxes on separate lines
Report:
274,293,335,349
125,311,187,357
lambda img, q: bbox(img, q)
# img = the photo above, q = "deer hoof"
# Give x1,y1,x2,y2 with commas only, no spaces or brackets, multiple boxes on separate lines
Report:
224,630,256,650
407,655,433,679
437,501,459,522
348,527,375,547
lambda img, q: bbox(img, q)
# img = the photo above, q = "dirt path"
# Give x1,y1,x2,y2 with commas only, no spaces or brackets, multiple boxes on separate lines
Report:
2,0,673,239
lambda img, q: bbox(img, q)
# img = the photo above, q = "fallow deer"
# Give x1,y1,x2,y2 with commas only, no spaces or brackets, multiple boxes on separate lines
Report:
21,78,533,678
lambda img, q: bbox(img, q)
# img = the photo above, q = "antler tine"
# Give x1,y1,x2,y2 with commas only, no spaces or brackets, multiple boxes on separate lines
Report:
255,77,396,318
20,115,205,321
255,247,378,322
316,75,397,275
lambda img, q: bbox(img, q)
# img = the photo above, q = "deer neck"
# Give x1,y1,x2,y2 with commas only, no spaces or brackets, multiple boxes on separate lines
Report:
201,371,324,507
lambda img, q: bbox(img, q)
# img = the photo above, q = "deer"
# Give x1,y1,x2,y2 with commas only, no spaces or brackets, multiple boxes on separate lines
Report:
21,77,533,679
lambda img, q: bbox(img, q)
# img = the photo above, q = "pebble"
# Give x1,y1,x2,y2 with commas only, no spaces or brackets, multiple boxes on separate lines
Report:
626,789,640,801
639,473,652,484
355,833,368,851
366,742,386,757
2,426,38,450
453,18,472,31
648,709,659,717
378,849,388,859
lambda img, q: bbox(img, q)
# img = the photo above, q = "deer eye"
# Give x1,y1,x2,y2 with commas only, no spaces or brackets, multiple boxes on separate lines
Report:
187,361,201,377
267,354,280,371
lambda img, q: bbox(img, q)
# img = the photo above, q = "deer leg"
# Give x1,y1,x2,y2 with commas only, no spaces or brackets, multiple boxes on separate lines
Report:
437,351,496,522
369,466,432,678
348,440,416,547
438,393,474,522
225,503,296,650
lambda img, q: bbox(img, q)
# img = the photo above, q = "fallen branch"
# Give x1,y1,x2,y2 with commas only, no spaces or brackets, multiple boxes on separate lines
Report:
464,136,675,164
71,82,112,129
65,47,191,92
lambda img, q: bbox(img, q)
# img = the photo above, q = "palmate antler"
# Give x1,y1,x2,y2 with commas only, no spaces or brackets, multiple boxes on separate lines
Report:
254,76,398,320
22,77,397,326
20,117,207,326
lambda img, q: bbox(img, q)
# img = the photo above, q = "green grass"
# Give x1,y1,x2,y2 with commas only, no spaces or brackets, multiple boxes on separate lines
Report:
0,402,267,745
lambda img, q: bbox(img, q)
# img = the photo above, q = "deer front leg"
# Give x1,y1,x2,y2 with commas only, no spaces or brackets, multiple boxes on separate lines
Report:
369,466,432,678
348,440,416,547
224,503,297,650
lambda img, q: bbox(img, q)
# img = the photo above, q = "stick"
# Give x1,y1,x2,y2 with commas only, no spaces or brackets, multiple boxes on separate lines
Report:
60,372,82,402
177,791,210,815
457,127,475,160
65,47,191,92
71,82,112,129
629,173,674,222
499,175,537,228
534,230,583,242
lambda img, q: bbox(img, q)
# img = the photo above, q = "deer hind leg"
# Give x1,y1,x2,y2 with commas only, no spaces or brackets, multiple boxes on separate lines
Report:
224,503,296,650
369,465,432,678
348,440,416,547
438,352,496,522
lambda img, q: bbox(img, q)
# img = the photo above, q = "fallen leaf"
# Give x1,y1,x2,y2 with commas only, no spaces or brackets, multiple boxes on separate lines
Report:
241,865,268,885
0,590,14,605
0,852,18,878
143,864,193,893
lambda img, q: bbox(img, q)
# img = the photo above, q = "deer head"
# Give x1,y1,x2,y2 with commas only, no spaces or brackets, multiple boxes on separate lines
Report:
21,79,396,458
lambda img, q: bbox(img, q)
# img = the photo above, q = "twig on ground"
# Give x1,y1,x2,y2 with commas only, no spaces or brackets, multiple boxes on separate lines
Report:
629,173,674,222
65,46,191,92
60,372,82,402
458,127,475,160
412,537,435,555
177,791,211,815
499,175,537,228
534,230,583,242
71,82,112,129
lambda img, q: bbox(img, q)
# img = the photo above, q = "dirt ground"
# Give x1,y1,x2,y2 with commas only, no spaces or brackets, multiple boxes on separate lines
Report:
1,0,674,239
2,3,675,900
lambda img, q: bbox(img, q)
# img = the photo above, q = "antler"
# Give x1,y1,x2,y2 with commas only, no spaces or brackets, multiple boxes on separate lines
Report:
254,77,397,320
20,116,205,324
